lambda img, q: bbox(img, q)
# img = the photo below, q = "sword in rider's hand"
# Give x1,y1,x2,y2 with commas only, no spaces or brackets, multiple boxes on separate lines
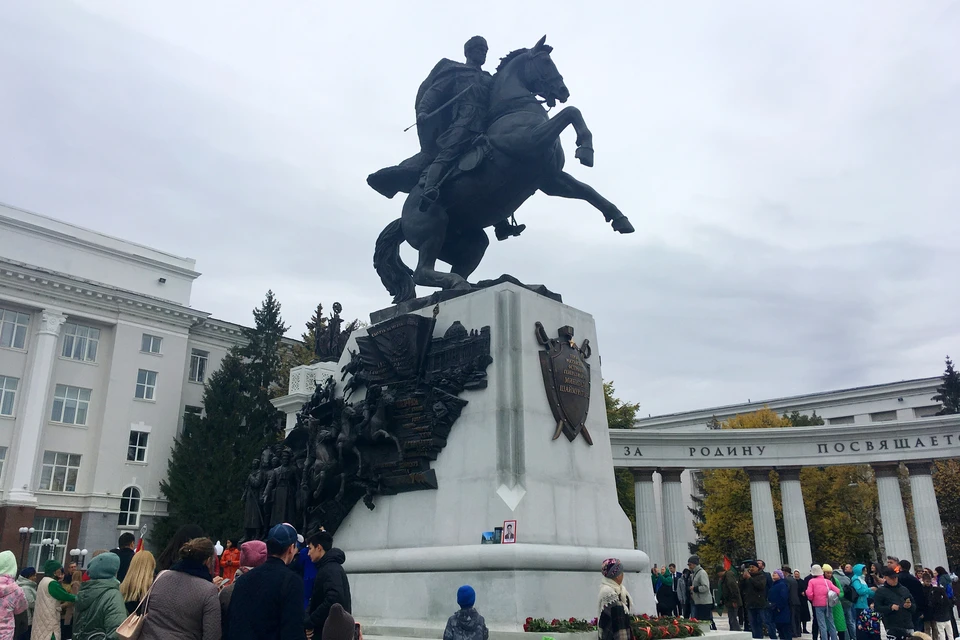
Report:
403,84,476,132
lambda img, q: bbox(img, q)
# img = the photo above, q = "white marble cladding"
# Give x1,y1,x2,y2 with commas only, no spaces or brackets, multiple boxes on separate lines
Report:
272,283,654,626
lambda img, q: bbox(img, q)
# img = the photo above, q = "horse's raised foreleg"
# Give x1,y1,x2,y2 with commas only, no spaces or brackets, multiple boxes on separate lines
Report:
539,171,635,234
529,106,594,167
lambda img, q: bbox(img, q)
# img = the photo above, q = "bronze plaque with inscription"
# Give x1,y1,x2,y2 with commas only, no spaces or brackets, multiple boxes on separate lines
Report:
535,322,593,445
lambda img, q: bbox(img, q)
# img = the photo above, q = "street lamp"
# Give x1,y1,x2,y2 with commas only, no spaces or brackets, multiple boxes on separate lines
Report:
17,527,35,568
69,548,89,569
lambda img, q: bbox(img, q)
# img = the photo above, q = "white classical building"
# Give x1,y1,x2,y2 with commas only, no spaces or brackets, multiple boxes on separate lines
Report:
0,203,254,568
613,377,952,571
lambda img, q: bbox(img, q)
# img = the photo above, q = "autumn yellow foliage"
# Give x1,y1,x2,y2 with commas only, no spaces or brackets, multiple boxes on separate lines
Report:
693,409,881,571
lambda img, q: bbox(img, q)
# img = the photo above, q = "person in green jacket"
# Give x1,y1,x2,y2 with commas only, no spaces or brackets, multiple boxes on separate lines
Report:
822,565,847,636
32,560,76,640
72,553,127,640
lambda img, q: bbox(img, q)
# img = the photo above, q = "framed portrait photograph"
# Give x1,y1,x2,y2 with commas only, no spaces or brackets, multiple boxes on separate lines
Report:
502,520,517,544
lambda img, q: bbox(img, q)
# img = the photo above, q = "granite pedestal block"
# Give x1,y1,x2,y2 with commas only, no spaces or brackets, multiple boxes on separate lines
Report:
333,283,653,630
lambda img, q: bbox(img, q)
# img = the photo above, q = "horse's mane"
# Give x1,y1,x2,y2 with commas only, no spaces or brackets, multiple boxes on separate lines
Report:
496,44,554,74
496,48,529,73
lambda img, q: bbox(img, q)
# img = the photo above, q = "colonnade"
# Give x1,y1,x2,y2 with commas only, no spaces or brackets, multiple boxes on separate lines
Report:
631,461,949,571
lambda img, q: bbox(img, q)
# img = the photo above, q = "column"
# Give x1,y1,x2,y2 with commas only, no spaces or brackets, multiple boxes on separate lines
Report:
632,468,665,567
660,468,689,567
778,467,813,572
748,469,782,568
7,310,67,504
873,463,912,563
906,462,949,571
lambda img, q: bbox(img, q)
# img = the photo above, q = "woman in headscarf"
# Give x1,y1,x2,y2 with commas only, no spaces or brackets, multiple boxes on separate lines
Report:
769,570,793,640
598,559,633,640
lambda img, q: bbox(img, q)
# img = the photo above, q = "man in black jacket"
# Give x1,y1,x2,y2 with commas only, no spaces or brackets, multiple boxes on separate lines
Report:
304,531,352,639
874,567,915,634
228,523,307,640
896,560,926,631
110,532,136,582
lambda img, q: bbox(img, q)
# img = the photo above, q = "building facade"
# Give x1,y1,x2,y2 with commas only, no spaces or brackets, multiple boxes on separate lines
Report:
617,377,951,570
0,203,249,569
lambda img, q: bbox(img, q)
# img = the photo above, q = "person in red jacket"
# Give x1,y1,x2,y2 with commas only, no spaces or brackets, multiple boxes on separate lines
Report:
220,539,241,583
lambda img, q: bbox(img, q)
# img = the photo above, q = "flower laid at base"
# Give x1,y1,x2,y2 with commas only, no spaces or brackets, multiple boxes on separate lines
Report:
522,614,705,637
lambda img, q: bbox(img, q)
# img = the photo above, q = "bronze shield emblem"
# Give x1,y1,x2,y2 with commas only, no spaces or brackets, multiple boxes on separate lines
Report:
535,322,593,445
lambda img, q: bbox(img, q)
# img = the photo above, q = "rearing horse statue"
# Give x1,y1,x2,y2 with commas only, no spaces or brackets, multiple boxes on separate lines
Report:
372,36,634,304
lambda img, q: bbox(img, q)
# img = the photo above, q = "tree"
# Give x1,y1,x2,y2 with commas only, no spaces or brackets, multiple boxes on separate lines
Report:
692,408,879,569
155,352,270,546
606,382,641,541
605,381,641,430
240,290,289,398
154,291,293,549
933,459,960,567
933,356,960,415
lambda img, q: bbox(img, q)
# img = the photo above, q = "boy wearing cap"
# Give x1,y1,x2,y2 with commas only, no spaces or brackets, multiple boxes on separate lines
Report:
228,524,307,640
443,586,488,640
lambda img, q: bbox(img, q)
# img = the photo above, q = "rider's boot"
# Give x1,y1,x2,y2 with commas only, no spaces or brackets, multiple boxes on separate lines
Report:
419,163,444,212
495,220,527,241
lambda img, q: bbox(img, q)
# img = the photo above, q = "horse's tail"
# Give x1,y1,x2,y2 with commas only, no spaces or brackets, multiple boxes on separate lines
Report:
373,218,415,304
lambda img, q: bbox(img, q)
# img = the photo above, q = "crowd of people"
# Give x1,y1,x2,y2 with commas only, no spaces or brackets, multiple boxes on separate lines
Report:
0,523,491,640
650,555,959,640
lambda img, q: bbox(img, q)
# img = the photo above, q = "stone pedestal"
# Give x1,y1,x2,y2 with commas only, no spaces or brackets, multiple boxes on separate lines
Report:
333,283,652,630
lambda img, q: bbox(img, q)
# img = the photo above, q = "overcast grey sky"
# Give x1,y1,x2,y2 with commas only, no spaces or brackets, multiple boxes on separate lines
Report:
1,1,957,416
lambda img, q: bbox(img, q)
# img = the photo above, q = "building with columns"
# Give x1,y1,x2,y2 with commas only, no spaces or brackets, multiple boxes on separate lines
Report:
0,203,253,569
612,380,954,572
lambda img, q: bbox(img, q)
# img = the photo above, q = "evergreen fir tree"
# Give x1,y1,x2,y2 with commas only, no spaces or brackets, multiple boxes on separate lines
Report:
154,291,292,549
688,470,707,554
933,356,960,415
155,352,269,546
240,290,289,395
301,303,327,358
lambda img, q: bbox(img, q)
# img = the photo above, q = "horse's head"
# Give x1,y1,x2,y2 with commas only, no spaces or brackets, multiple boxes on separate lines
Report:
498,36,569,108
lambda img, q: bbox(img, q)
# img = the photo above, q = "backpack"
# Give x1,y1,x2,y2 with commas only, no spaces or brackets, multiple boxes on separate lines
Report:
844,582,857,603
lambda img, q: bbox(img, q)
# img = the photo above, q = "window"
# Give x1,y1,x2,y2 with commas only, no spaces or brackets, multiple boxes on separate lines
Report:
827,415,855,425
870,410,897,422
27,517,70,569
39,451,81,492
127,431,149,462
0,376,18,416
189,350,208,383
118,487,141,527
0,446,7,479
915,405,942,419
51,385,91,425
140,334,163,354
61,323,100,362
0,308,30,350
135,369,157,400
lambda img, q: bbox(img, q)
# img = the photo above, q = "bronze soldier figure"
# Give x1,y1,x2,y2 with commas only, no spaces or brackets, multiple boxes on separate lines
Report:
417,36,492,212
368,37,525,241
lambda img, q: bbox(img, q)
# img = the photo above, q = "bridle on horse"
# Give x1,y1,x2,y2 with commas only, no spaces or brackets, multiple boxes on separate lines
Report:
525,50,564,110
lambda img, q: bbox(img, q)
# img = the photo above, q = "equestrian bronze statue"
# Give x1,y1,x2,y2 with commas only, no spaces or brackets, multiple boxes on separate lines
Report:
369,35,634,304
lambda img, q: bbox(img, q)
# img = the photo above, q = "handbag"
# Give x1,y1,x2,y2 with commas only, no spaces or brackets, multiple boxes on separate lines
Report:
117,571,168,640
